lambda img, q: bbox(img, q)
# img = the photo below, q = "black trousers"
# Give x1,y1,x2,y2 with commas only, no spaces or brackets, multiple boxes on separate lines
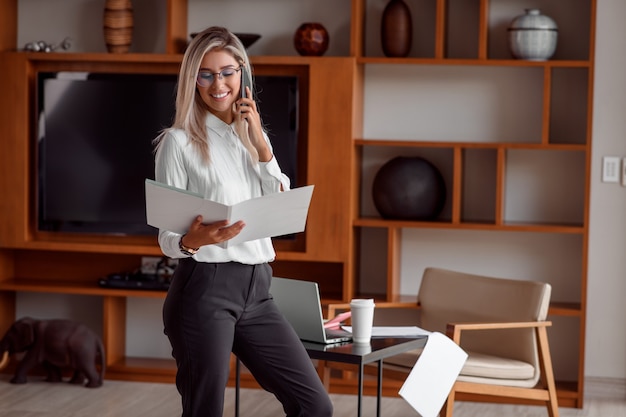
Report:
163,259,333,417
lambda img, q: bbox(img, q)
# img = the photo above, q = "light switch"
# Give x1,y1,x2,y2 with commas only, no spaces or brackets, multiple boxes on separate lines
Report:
602,156,620,183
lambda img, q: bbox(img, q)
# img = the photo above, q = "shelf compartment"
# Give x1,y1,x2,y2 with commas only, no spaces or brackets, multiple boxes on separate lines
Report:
548,315,582,381
487,0,593,61
549,302,583,317
356,141,587,230
356,227,584,306
11,250,162,284
503,149,586,226
549,67,590,145
359,145,455,222
271,260,346,301
363,0,438,58
361,0,593,61
187,0,352,57
461,148,498,224
362,64,545,144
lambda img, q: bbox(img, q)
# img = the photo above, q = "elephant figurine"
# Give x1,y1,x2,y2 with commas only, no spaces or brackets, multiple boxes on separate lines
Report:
0,317,105,388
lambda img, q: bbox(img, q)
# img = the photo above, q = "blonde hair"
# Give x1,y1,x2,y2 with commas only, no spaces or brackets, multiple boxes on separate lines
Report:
154,26,257,163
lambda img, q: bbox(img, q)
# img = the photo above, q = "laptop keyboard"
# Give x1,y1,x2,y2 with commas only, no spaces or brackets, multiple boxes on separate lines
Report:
326,328,351,339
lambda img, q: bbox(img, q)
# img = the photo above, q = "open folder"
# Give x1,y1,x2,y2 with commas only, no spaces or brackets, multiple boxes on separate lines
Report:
145,179,314,248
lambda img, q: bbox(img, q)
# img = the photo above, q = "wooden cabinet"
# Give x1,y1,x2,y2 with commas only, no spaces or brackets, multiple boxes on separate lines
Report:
0,0,356,384
0,0,594,408
348,0,595,408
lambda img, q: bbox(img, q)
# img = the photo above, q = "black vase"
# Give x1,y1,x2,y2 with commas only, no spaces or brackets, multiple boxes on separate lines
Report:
381,0,412,57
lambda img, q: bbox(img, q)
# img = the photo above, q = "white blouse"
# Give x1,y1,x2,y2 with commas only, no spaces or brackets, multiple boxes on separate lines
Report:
154,112,290,264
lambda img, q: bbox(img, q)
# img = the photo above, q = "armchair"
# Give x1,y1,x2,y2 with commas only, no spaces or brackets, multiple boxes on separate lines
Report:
326,267,559,417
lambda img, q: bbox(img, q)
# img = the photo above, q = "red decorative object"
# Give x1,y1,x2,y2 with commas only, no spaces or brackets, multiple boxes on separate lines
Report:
381,0,412,57
294,23,329,56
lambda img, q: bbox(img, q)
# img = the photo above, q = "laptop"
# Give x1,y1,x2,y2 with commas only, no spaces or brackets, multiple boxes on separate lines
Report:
270,277,352,344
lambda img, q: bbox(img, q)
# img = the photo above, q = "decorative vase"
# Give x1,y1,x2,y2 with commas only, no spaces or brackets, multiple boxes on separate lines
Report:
381,0,412,57
294,23,329,56
103,0,134,53
372,156,446,220
508,9,558,61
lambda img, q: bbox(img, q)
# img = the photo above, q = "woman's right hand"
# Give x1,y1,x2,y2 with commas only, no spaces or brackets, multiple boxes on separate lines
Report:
181,215,245,248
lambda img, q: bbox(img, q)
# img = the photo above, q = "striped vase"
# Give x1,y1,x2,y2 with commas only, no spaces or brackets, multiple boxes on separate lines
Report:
103,0,134,53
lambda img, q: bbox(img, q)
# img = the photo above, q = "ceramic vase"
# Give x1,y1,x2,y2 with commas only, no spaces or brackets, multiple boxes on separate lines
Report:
103,0,134,53
508,9,558,61
294,23,329,56
381,0,412,57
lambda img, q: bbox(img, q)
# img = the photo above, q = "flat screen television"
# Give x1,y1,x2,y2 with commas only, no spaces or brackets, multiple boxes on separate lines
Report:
36,71,300,236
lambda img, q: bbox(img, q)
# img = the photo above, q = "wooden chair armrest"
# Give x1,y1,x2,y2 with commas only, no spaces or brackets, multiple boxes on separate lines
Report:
446,320,552,343
326,301,420,319
326,303,350,319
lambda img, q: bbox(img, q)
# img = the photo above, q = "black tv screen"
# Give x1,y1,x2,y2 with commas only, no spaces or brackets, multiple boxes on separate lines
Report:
36,71,299,236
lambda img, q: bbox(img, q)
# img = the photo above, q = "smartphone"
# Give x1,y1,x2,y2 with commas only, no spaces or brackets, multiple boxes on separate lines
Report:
240,65,252,100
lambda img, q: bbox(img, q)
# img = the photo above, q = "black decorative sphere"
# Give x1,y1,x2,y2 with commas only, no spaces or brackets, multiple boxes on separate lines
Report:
372,156,446,220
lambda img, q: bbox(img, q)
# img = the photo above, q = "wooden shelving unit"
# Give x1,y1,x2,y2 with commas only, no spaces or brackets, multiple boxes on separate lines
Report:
347,0,595,409
0,0,595,409
0,0,356,384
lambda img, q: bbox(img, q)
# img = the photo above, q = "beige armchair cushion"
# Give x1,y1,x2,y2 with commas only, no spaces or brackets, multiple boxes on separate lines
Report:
385,348,535,382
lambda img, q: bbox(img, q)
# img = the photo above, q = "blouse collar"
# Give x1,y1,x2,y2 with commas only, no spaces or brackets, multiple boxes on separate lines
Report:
206,112,236,137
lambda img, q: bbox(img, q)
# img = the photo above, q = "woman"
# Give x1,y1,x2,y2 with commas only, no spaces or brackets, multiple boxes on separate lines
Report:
153,26,333,417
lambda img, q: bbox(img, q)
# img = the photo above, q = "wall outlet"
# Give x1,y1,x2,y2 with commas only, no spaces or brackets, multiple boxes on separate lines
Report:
602,156,620,183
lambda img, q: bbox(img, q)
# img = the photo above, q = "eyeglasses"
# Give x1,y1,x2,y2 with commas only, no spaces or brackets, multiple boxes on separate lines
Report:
196,66,242,87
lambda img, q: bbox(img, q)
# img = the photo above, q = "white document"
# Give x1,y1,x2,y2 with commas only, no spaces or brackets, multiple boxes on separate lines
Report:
399,332,468,417
342,326,431,338
145,179,314,248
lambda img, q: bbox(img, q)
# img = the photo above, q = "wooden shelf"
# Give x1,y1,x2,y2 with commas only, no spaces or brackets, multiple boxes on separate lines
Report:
355,139,588,151
549,302,584,317
0,278,168,298
354,217,585,234
323,366,581,407
357,57,592,68
106,357,176,383
15,239,162,256
15,51,345,66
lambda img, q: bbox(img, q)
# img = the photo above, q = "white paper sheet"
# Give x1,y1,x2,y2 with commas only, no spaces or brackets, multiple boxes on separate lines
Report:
399,332,468,417
145,179,314,248
342,326,432,338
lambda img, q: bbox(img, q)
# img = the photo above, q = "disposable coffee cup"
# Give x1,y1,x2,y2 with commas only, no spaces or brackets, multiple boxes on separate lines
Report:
350,298,375,344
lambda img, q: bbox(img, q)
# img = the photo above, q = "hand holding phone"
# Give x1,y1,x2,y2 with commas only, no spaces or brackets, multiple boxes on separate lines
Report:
240,65,252,101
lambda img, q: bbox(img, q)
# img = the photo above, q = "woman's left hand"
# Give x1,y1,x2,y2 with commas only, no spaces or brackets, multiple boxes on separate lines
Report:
237,86,272,161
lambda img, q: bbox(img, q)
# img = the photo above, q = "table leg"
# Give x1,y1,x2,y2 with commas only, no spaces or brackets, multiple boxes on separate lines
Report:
358,362,364,417
377,359,383,417
235,358,240,417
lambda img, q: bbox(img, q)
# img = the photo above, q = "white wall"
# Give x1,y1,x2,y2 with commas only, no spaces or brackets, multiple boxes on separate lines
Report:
586,0,626,378
14,0,626,379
